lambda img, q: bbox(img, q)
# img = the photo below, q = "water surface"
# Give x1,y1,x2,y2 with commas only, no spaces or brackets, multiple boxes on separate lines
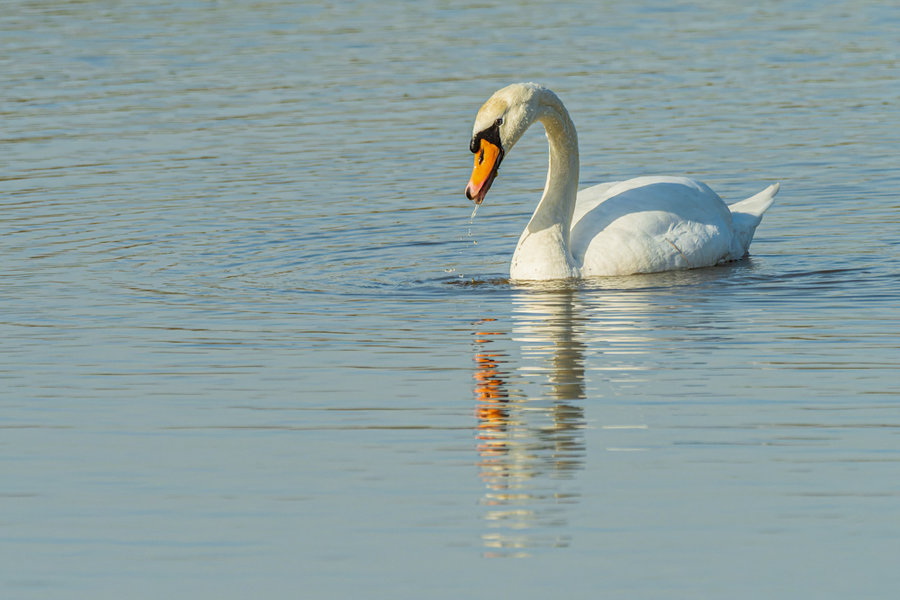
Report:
2,1,899,598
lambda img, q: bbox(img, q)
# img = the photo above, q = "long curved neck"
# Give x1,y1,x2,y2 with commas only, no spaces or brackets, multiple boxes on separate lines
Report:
511,90,580,279
531,97,580,237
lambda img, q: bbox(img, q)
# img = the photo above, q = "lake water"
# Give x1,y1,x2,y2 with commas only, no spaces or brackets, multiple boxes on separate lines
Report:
2,0,899,598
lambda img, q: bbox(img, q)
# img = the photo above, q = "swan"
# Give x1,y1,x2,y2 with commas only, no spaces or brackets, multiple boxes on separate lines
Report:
464,83,779,280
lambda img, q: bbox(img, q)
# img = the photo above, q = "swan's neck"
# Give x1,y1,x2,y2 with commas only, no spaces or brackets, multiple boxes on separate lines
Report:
511,94,580,279
532,101,580,237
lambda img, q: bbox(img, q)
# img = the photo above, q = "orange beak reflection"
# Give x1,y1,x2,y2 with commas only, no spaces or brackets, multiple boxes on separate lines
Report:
465,138,502,205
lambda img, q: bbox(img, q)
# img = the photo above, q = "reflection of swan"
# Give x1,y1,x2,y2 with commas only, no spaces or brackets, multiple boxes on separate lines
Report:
472,291,586,557
465,83,779,280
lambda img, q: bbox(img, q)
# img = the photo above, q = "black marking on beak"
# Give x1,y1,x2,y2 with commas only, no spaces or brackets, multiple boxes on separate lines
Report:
469,119,504,156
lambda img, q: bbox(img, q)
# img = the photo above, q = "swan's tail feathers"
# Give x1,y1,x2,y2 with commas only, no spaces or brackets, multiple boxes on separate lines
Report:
729,182,779,220
728,182,779,257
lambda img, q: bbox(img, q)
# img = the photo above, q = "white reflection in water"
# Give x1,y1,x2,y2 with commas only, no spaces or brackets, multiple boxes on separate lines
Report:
473,288,588,558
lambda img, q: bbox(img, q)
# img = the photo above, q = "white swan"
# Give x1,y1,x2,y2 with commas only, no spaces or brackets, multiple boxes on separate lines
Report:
465,83,779,280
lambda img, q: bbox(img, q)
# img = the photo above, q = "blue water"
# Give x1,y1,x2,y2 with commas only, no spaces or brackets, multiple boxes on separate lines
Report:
2,1,899,598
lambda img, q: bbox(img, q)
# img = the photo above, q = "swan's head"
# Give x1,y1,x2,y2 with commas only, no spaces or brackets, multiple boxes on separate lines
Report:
465,83,544,205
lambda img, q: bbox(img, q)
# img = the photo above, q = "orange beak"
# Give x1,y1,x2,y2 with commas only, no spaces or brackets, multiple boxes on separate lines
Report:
465,138,502,205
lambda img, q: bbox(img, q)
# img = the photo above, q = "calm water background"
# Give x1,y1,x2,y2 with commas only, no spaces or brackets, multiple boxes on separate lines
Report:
2,0,899,598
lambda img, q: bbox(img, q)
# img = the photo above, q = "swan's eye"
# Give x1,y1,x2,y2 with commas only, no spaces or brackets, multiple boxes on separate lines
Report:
495,117,503,126
478,149,484,165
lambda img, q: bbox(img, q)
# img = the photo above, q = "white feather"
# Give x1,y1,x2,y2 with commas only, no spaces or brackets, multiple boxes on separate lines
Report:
469,84,779,280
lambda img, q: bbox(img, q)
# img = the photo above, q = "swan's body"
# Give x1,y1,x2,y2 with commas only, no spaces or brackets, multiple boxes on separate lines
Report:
464,83,778,280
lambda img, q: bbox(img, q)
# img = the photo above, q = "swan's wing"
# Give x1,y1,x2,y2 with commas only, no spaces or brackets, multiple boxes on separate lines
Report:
570,180,622,225
570,177,736,276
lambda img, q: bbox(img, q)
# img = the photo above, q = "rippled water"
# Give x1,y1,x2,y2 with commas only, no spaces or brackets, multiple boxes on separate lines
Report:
3,1,899,598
